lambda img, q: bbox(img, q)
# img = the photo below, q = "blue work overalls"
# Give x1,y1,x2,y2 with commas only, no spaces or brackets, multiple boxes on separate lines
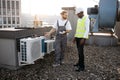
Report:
55,20,68,64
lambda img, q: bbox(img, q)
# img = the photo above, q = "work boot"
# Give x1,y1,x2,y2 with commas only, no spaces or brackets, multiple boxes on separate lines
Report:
75,67,85,72
60,61,65,65
75,65,85,72
74,63,79,67
52,63,60,67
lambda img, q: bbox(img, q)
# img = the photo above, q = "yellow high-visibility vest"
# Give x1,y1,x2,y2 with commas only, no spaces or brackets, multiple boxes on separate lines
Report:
75,16,88,39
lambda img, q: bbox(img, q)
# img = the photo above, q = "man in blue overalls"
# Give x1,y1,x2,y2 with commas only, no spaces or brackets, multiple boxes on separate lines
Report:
45,10,72,67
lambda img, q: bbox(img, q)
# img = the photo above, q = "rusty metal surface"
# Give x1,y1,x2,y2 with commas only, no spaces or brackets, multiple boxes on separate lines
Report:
115,22,120,40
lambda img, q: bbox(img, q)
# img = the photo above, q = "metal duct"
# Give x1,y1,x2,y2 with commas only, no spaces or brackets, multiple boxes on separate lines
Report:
98,0,118,28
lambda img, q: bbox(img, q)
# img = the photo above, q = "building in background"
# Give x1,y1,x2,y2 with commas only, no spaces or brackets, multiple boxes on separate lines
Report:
21,14,58,28
0,0,21,28
33,15,42,27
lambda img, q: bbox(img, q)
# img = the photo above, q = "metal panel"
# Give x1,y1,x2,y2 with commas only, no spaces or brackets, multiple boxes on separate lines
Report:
86,34,118,46
99,0,118,28
115,22,120,40
0,39,17,66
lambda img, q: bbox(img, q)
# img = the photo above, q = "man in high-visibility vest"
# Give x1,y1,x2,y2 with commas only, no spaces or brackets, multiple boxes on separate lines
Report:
73,8,90,72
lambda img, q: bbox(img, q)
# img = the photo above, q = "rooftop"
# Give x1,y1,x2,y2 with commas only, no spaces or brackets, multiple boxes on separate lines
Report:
0,43,120,80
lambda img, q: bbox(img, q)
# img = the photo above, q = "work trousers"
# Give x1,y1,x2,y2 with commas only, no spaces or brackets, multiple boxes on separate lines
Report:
75,38,85,68
55,35,67,64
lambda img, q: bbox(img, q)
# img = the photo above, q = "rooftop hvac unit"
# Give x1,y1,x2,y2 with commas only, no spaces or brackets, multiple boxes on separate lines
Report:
45,40,55,54
19,37,43,65
39,36,46,56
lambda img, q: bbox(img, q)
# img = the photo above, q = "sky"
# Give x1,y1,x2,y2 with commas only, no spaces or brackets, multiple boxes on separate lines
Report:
21,0,99,15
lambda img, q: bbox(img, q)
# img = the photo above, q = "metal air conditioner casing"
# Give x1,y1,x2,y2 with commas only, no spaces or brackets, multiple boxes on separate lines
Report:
45,40,55,54
19,37,43,65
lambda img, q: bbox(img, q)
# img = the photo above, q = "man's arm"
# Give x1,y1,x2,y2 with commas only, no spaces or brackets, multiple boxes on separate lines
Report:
65,21,72,34
49,28,56,35
66,30,71,33
45,28,56,37
62,30,71,35
84,18,90,38
45,20,57,37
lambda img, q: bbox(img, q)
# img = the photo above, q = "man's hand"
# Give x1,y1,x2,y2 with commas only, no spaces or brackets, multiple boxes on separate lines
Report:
80,39,86,45
59,31,66,35
72,38,76,44
45,28,56,37
45,32,51,37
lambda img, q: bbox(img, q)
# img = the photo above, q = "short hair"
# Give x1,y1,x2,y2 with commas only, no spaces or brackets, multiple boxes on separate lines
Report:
60,10,68,15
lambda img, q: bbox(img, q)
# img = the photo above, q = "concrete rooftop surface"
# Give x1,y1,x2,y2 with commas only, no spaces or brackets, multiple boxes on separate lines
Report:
0,43,120,80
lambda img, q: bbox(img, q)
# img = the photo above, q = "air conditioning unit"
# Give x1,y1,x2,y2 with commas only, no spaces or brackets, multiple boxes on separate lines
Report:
19,37,43,65
44,40,55,54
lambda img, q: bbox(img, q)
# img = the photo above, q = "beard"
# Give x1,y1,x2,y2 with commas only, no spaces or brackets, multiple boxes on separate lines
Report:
62,17,67,20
